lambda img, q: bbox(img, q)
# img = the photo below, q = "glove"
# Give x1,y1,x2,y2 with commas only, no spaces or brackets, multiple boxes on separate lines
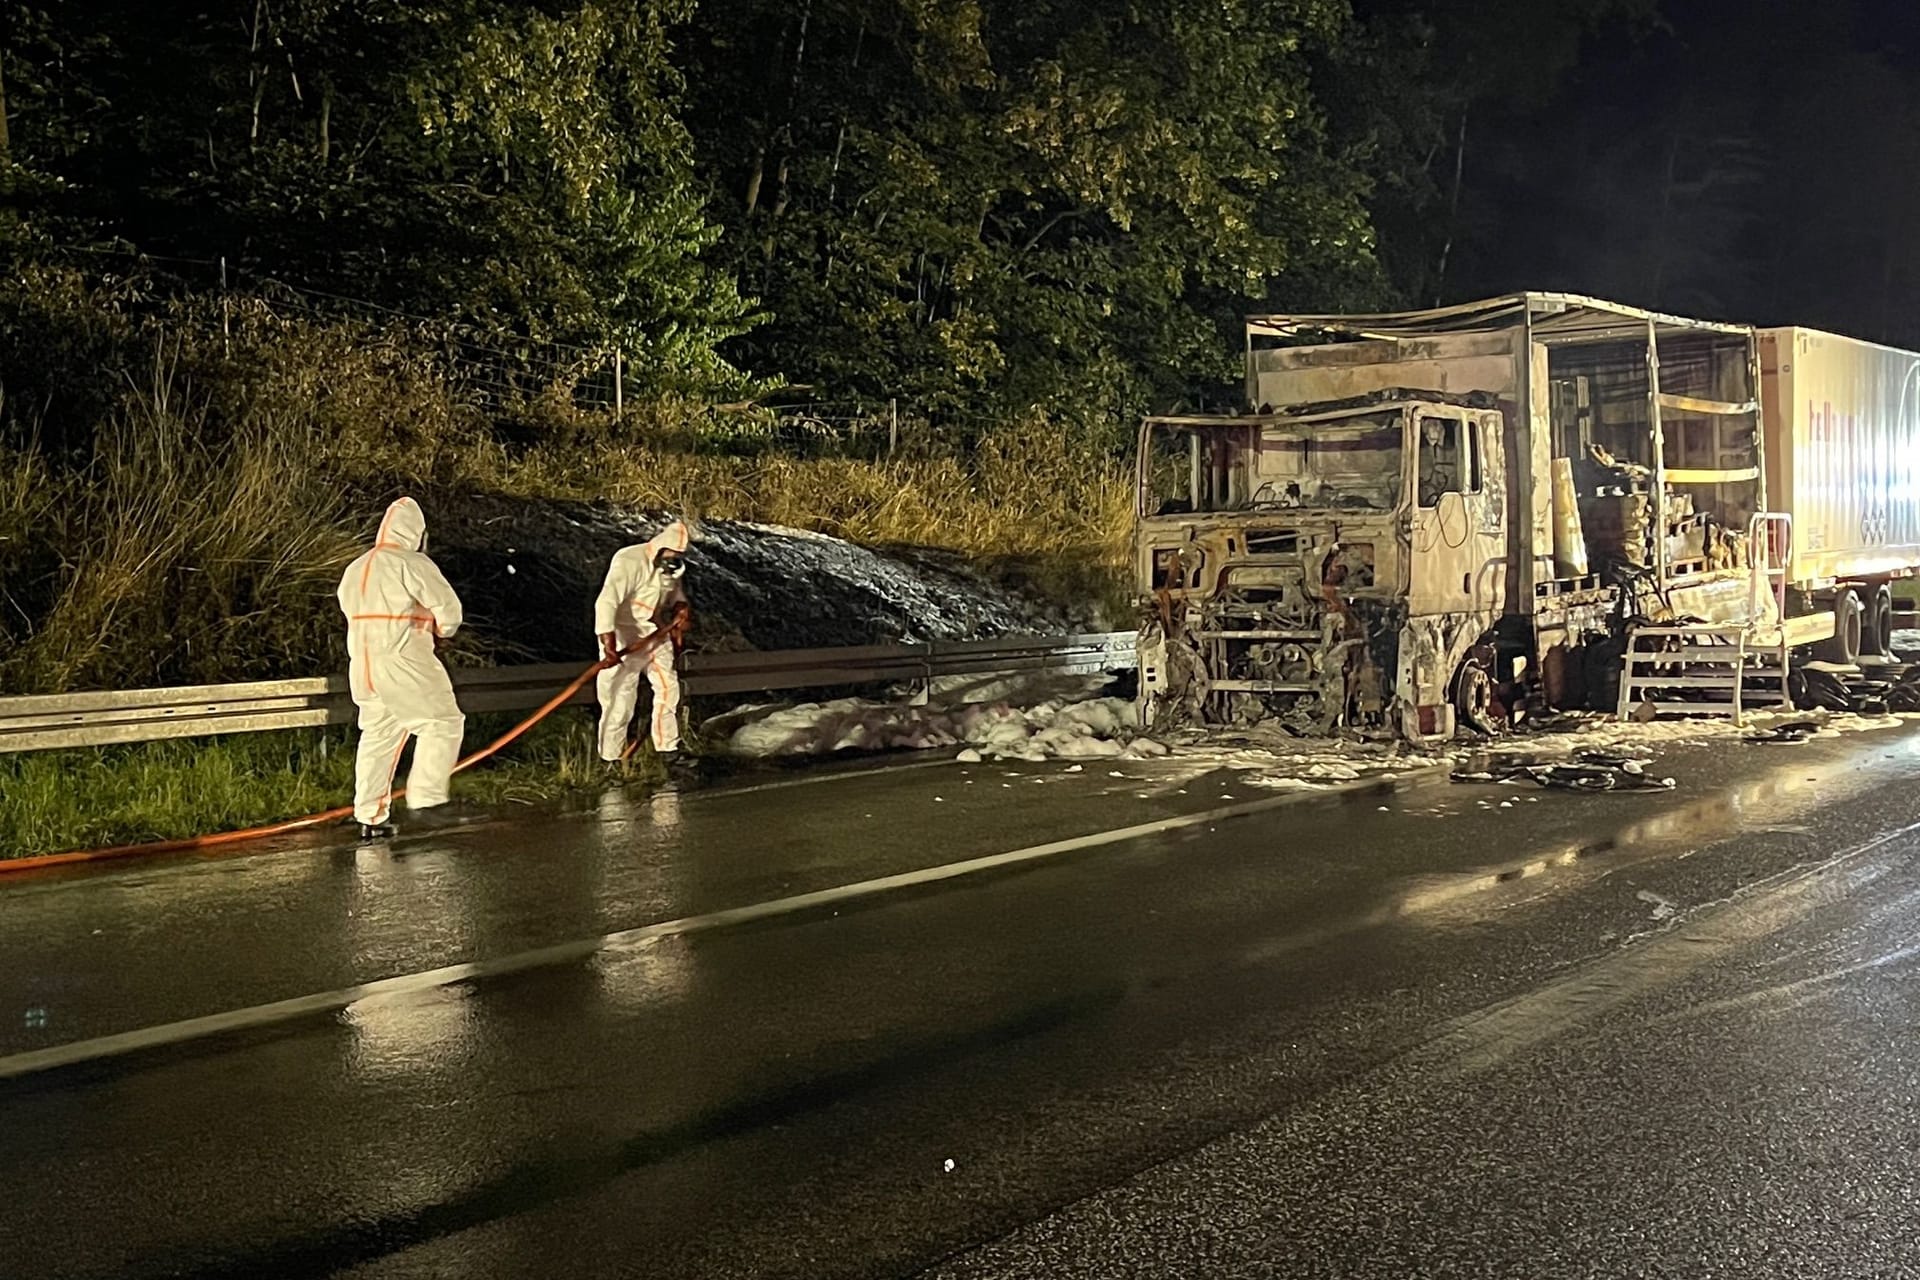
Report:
598,631,621,664
667,601,693,651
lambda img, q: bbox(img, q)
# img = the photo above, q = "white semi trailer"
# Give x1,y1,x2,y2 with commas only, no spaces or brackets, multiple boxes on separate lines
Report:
1134,293,1920,739
1758,326,1920,660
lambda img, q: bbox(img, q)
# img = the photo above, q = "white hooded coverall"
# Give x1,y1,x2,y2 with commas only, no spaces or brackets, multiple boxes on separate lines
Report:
337,498,466,825
594,520,690,760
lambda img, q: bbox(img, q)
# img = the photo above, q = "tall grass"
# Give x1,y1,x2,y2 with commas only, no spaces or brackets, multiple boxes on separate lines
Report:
0,348,364,693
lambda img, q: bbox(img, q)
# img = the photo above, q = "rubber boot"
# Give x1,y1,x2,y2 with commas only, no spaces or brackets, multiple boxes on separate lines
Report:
661,752,703,789
406,801,490,832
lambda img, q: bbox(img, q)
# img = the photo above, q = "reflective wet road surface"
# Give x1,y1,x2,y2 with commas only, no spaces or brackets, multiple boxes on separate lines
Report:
6,726,1920,1277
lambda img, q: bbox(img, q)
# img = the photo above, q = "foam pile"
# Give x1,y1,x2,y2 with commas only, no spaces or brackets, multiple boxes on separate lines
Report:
726,696,1169,761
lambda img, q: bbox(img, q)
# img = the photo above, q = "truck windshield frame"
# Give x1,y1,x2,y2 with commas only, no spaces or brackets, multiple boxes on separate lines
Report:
1138,409,1410,518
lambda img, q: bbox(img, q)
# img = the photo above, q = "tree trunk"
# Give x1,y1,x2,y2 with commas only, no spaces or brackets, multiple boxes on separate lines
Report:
825,124,846,204
770,156,790,219
784,0,813,112
1432,108,1469,307
317,83,332,163
825,17,866,207
248,0,267,148
761,156,789,272
0,49,11,163
757,2,810,274
745,146,765,214
1648,129,1682,306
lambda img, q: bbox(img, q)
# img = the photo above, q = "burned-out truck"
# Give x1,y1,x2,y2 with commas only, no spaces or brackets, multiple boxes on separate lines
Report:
1135,293,1920,739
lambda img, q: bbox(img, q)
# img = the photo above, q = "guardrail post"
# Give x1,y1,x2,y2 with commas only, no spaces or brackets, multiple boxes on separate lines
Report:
910,639,935,706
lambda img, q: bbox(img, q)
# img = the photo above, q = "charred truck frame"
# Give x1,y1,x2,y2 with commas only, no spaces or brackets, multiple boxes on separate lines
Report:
1135,293,1920,740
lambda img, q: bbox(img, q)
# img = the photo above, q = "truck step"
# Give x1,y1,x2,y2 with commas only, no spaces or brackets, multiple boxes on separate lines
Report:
1614,619,1797,723
1625,647,1747,663
1624,676,1746,689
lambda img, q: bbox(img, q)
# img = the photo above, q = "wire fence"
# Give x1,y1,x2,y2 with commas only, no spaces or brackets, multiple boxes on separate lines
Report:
38,243,1008,460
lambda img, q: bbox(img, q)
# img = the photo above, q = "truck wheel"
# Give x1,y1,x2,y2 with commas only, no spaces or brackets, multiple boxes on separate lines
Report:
1453,659,1498,736
1581,636,1623,712
1816,587,1863,665
1863,585,1894,658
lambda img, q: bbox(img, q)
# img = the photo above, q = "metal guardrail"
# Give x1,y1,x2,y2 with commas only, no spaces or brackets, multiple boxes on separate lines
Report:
0,632,1138,754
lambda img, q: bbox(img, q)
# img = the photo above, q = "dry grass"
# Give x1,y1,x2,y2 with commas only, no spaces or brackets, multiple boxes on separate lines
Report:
499,426,1133,562
486,423,1136,623
0,348,365,693
1,267,1135,695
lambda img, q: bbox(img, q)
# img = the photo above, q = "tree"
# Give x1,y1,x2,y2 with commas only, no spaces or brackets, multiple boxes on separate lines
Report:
0,0,754,389
1338,0,1658,305
680,0,1392,428
1405,0,1920,346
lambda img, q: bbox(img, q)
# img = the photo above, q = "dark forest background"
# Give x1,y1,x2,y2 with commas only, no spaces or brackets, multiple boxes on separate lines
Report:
4,0,1919,695
7,0,1914,425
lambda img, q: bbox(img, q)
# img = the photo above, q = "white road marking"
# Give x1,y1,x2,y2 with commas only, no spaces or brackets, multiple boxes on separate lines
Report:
0,769,1442,1080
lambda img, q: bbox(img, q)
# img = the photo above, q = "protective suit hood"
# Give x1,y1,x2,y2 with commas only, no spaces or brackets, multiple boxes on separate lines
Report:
376,498,428,553
643,518,692,569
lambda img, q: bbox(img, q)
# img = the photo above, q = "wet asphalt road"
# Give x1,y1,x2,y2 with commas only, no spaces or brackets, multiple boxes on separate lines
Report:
6,727,1920,1278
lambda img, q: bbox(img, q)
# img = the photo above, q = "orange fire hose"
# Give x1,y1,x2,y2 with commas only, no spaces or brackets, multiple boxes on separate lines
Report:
0,636,671,878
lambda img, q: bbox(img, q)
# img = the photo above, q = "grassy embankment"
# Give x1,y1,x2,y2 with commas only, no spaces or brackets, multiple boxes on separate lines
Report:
0,270,1133,859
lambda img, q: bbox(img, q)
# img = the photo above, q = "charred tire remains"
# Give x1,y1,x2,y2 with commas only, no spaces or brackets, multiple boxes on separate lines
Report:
1452,659,1498,736
1818,587,1864,666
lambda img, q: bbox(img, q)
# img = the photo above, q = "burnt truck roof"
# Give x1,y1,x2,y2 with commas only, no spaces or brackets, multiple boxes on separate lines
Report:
1257,387,1499,417
1144,387,1498,430
1244,291,1753,345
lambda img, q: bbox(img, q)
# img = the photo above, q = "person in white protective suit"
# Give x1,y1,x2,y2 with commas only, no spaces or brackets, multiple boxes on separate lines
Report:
594,519,694,771
337,497,467,841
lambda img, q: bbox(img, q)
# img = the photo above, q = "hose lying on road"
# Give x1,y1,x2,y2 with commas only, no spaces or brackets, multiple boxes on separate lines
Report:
0,641,657,878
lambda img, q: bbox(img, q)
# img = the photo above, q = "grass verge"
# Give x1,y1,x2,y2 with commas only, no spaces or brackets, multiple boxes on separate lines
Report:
0,710,663,861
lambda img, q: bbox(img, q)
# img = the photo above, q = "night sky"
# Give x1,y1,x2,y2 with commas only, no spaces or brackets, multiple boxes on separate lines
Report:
1434,0,1920,346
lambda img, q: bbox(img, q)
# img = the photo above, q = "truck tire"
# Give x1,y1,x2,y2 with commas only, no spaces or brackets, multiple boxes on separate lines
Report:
1816,587,1863,665
1863,585,1894,658
1453,659,1498,735
1581,636,1623,712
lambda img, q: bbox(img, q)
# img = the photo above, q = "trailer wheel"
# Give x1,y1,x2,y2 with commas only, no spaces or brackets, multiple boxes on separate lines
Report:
1863,585,1894,658
1816,587,1864,665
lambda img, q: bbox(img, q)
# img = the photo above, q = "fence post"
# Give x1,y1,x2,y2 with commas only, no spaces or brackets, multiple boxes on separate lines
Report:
888,397,898,459
219,256,231,359
613,350,625,421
